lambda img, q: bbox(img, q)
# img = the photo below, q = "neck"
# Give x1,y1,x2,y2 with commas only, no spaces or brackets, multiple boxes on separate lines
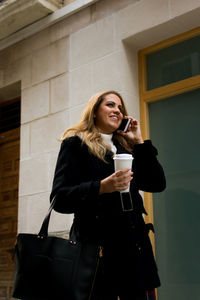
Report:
101,132,113,136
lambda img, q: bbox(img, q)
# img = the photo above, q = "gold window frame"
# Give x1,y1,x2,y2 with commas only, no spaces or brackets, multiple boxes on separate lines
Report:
138,26,200,247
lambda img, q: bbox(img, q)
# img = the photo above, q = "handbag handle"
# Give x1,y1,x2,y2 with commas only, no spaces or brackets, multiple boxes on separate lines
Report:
38,196,56,238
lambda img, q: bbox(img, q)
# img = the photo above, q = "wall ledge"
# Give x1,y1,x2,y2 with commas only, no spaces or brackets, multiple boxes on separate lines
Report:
0,0,62,40
0,0,99,50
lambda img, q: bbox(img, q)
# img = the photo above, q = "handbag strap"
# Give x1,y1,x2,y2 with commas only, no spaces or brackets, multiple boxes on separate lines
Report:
38,196,56,238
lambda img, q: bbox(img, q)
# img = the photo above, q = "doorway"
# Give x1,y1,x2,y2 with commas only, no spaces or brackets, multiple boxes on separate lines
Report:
0,99,20,299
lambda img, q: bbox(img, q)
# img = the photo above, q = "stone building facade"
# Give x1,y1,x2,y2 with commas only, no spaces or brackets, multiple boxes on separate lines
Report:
0,0,200,299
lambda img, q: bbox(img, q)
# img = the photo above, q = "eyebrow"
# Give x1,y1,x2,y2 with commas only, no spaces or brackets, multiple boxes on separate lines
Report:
106,100,122,108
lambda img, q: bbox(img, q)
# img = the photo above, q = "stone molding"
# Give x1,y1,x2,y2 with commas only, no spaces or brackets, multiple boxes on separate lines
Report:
0,0,62,40
0,0,99,50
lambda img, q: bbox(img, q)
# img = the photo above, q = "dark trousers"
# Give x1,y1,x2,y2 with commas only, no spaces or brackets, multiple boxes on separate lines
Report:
90,259,156,300
91,291,156,300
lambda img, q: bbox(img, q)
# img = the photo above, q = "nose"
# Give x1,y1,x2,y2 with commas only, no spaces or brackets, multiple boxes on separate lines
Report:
113,106,121,114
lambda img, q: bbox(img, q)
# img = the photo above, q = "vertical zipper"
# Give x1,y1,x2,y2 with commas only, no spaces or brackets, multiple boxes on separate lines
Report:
88,245,103,300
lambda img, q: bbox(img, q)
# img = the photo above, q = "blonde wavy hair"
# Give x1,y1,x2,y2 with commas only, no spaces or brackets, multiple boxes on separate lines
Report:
60,90,132,161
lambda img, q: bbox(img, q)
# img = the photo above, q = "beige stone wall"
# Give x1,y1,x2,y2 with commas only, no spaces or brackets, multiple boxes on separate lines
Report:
0,0,200,235
63,0,76,5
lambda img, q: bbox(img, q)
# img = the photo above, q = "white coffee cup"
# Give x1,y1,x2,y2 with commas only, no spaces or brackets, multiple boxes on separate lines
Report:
113,153,133,193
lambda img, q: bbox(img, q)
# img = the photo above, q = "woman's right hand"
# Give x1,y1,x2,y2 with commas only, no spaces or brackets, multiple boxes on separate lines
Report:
99,168,133,194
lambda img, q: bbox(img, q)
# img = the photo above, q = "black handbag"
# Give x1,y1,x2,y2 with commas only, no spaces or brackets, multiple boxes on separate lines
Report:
12,196,101,300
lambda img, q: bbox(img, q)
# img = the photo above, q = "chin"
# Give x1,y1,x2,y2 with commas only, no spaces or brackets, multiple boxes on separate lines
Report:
110,123,120,131
105,122,120,133
110,126,119,132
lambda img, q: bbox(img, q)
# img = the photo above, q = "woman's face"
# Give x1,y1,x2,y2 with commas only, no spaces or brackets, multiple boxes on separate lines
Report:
94,93,124,134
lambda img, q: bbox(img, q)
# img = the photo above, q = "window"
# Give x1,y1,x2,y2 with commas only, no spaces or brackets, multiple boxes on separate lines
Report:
139,27,200,300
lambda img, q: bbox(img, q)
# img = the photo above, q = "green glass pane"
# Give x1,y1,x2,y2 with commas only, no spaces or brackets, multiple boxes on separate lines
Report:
146,35,200,90
149,88,200,299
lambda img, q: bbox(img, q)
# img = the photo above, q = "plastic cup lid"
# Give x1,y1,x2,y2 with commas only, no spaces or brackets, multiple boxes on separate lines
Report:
113,154,133,160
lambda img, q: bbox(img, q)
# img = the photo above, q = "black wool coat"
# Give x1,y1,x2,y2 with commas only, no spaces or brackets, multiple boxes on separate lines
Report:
50,136,166,293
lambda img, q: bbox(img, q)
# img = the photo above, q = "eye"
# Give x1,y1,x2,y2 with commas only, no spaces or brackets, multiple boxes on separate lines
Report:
106,102,114,107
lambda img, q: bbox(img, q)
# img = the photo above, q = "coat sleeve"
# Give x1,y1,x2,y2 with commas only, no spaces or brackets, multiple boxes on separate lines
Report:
50,137,100,214
132,140,166,192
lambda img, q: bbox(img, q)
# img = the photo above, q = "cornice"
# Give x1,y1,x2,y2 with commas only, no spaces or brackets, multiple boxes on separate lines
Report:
0,0,99,51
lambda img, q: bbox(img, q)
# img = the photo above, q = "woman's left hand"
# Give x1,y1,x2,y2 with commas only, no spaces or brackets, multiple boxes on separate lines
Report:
117,116,144,145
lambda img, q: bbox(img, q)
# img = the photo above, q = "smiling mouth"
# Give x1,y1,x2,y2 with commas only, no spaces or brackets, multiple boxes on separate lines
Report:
110,116,119,121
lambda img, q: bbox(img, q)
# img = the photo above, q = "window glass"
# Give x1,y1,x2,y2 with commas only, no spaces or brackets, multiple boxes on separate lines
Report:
149,88,200,299
146,35,200,90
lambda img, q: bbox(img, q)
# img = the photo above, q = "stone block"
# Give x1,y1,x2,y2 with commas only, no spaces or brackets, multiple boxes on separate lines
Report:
114,0,170,45
50,7,91,43
122,9,200,51
30,110,69,155
70,16,114,69
21,81,49,124
91,0,137,22
69,104,86,126
92,51,122,93
50,72,69,113
48,150,60,190
170,0,200,17
69,64,92,107
11,27,51,62
50,211,73,235
18,193,73,234
19,153,50,196
0,47,12,70
122,44,140,96
4,55,32,89
92,50,137,95
20,123,30,159
26,192,73,234
32,37,69,85
18,196,29,233
0,81,21,103
120,92,140,121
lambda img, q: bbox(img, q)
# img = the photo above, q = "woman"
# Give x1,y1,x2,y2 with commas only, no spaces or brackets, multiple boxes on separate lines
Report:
50,91,166,300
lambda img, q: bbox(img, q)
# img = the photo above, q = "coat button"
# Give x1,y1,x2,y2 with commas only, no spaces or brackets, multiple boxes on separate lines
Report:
136,243,141,251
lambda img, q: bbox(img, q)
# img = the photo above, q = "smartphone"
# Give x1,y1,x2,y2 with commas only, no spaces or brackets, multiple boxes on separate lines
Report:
118,118,131,132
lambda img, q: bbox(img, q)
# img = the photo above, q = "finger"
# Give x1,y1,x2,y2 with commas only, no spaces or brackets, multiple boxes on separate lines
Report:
116,181,132,191
119,174,133,182
125,116,138,123
117,172,133,180
127,117,139,128
116,168,132,175
115,176,133,189
117,130,126,136
119,176,133,185
117,186,129,191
